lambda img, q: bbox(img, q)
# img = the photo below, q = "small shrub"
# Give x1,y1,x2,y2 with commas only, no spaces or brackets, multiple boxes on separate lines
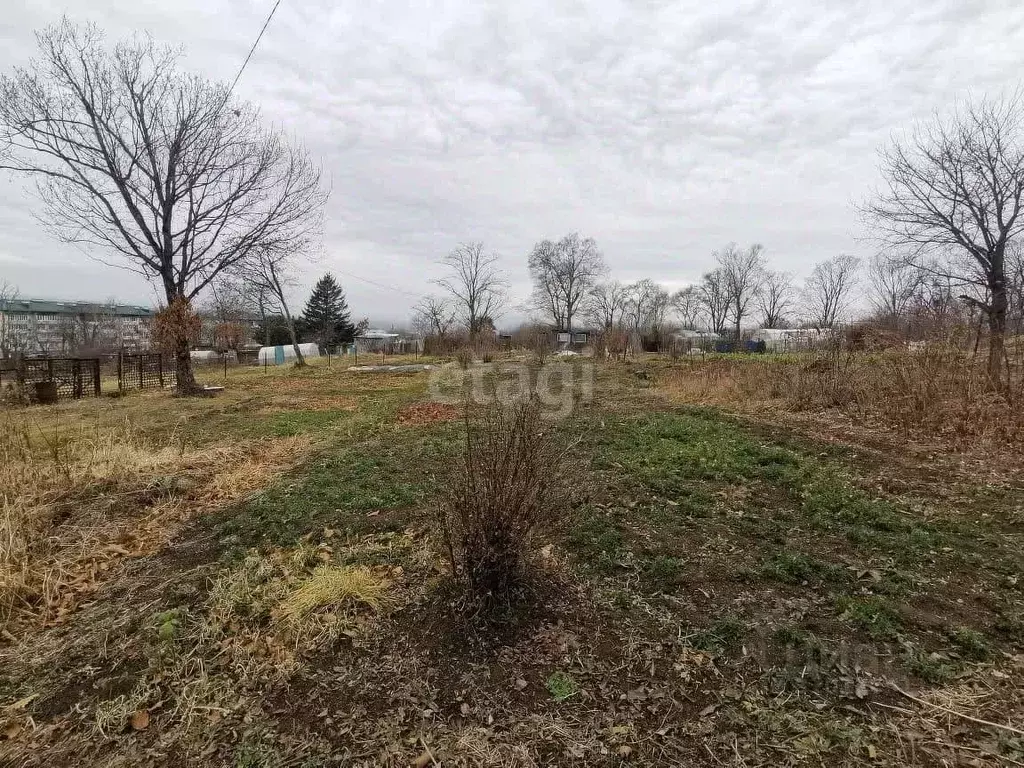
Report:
772,625,819,649
437,396,573,603
642,554,685,592
906,649,957,683
948,627,990,661
545,671,579,700
690,615,747,653
454,348,474,369
481,352,494,363
836,596,903,639
0,382,30,407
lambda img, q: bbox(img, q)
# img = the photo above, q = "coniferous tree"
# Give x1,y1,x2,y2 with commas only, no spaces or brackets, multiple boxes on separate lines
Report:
302,274,355,348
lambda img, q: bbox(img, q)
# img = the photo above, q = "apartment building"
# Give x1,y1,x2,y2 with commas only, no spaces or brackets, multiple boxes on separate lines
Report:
0,299,155,356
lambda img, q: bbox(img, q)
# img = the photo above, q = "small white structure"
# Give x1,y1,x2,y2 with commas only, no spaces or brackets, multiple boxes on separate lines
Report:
257,342,321,365
354,329,423,355
751,328,826,352
673,330,721,342
671,330,721,351
190,350,238,364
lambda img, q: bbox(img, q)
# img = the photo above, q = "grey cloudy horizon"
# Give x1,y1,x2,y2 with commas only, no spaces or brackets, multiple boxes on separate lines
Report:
1,0,1023,327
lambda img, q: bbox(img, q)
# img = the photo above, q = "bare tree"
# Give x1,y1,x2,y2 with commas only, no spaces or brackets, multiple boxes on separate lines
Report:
0,21,327,393
0,280,23,358
238,247,308,365
696,269,730,334
622,279,670,349
758,270,796,329
585,280,627,329
200,275,260,350
863,94,1024,384
718,243,765,338
411,295,457,338
867,253,923,328
671,285,702,330
528,233,606,332
803,255,860,327
436,242,507,336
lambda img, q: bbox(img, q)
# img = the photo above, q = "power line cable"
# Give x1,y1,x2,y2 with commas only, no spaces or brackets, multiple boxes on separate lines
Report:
227,0,283,99
332,267,426,300
222,2,426,308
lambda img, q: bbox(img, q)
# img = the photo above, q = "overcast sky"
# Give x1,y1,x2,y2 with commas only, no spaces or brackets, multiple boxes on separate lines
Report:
2,1,1023,326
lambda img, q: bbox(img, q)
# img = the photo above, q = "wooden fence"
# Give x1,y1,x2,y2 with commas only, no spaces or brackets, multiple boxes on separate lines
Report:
0,356,101,402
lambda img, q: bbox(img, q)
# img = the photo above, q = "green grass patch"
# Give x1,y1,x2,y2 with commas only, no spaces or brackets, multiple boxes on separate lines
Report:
689,615,747,653
761,551,845,586
215,428,448,550
640,555,686,592
836,596,904,640
948,627,991,661
905,649,958,684
261,408,354,437
566,512,624,574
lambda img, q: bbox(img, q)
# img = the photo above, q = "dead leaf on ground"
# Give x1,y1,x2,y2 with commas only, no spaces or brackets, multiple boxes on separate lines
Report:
130,710,150,731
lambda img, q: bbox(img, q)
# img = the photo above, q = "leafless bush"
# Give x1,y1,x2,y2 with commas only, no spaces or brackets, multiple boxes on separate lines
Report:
437,397,573,603
660,331,1024,446
454,348,474,369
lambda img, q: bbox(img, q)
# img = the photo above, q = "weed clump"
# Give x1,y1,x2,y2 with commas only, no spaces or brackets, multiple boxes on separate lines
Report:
437,396,574,604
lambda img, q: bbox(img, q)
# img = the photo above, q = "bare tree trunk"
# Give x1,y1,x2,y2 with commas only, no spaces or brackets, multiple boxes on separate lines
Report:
174,333,200,395
282,304,305,367
988,280,1008,388
161,286,203,396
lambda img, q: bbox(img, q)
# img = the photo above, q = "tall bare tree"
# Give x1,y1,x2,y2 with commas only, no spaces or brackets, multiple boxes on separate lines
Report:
717,243,765,339
671,285,702,329
585,280,627,329
803,255,860,327
758,270,796,329
0,21,327,393
696,268,730,334
863,94,1024,384
867,253,923,328
437,242,507,336
527,233,606,332
411,295,457,338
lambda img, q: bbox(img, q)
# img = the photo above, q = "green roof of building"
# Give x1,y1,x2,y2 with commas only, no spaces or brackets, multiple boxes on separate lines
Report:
0,299,156,317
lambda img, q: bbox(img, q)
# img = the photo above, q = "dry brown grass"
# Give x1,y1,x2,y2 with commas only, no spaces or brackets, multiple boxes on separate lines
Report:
0,409,312,633
658,345,1024,447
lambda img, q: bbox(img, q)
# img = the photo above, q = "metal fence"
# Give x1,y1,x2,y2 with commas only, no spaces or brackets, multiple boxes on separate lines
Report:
0,356,101,402
117,353,174,392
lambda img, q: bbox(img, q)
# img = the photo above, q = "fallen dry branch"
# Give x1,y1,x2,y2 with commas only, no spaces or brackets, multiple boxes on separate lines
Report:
889,682,1024,738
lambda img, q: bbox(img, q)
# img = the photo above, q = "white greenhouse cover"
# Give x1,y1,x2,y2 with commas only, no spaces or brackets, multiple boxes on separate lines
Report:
257,343,321,364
